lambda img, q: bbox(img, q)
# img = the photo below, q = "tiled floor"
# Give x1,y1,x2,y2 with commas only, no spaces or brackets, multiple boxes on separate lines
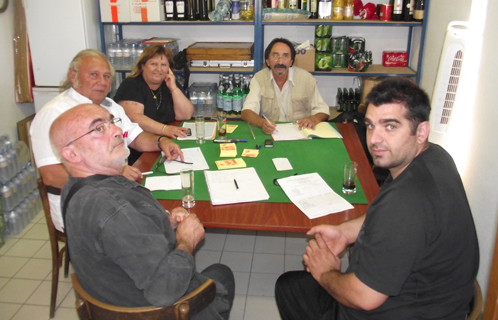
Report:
0,210,336,320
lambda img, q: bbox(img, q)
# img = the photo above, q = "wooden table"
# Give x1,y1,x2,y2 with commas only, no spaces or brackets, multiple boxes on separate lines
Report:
134,123,379,232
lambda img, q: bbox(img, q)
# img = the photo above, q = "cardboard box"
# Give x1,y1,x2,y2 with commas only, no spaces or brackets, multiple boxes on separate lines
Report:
99,0,131,22
293,47,315,72
130,0,164,22
186,42,254,61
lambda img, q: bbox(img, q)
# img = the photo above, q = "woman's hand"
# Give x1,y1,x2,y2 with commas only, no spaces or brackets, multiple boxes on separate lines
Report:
163,125,190,139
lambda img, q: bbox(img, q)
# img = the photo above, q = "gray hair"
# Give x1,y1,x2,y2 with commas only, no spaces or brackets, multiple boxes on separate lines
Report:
60,49,115,91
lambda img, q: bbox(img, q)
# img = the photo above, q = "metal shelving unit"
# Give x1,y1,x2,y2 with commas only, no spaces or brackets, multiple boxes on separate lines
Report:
97,0,429,83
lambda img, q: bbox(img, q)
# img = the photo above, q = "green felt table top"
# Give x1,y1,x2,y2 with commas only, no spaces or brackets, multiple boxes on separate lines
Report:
145,121,367,205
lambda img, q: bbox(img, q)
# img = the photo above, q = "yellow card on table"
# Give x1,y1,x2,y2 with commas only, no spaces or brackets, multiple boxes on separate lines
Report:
226,124,238,133
242,149,259,158
220,143,237,157
215,158,247,170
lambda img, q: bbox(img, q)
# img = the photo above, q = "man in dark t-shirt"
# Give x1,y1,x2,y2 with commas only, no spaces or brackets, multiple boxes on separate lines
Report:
275,78,479,320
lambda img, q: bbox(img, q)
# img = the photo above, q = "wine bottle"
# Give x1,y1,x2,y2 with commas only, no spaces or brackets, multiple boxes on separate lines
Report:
413,0,424,21
391,0,403,21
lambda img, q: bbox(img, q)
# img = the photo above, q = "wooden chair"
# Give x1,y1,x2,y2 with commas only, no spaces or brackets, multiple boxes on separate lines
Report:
71,273,216,320
38,179,70,318
467,280,483,320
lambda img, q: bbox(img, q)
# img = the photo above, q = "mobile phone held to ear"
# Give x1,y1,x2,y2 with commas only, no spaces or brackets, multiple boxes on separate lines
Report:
185,128,192,136
265,139,273,148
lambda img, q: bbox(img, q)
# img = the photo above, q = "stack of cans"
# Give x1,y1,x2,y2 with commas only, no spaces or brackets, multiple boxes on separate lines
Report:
314,25,333,71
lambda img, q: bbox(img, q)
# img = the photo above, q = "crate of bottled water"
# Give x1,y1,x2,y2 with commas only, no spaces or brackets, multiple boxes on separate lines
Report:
189,83,218,117
0,135,42,238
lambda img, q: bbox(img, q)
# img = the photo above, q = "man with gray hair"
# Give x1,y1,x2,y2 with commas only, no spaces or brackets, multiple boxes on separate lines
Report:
30,49,182,232
49,104,234,319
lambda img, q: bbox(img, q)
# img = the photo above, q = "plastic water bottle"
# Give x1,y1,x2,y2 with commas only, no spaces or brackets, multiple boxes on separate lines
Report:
130,42,138,66
12,174,25,202
20,200,30,225
19,168,30,199
115,42,123,69
206,91,215,115
5,209,20,236
1,182,14,213
26,162,37,191
136,44,145,62
7,178,20,207
0,151,8,183
198,91,206,115
122,43,131,69
14,205,26,231
107,42,117,67
190,91,198,115
7,144,20,175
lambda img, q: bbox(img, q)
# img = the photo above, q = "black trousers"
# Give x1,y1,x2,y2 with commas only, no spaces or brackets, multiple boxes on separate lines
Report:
275,271,341,320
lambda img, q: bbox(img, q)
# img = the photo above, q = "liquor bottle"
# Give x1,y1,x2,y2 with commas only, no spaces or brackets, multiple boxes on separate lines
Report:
232,76,243,115
318,0,332,19
310,0,318,18
187,0,197,20
349,88,356,111
165,0,175,20
176,0,186,20
232,0,241,20
301,0,308,11
199,0,209,20
391,0,403,21
242,76,249,104
344,0,353,19
413,0,424,21
336,88,342,112
342,88,349,112
402,0,413,21
217,75,224,111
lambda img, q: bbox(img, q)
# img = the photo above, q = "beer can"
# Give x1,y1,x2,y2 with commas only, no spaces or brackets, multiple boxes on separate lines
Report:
331,36,348,54
315,37,331,52
379,4,392,21
315,52,332,71
315,25,333,38
348,37,366,54
332,54,348,68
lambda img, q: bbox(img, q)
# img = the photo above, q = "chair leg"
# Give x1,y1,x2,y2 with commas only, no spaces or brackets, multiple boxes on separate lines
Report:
50,254,59,318
63,247,70,278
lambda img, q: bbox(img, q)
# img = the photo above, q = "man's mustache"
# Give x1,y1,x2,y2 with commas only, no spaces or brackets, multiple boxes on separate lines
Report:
275,64,287,68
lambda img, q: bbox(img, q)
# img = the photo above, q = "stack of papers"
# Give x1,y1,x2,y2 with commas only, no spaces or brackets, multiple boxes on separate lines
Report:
272,122,343,141
162,147,209,174
204,167,269,205
215,158,246,170
277,173,353,219
177,122,217,140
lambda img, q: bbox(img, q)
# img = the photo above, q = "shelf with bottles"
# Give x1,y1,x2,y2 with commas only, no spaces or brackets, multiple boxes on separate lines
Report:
311,64,416,77
261,18,422,27
101,20,255,26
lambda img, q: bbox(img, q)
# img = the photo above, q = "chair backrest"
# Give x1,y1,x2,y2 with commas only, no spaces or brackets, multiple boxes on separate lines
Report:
37,179,66,245
71,273,216,320
467,280,483,320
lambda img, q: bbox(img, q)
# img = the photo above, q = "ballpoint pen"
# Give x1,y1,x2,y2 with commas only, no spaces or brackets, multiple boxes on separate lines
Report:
248,124,256,139
213,139,248,143
262,114,278,133
234,179,239,189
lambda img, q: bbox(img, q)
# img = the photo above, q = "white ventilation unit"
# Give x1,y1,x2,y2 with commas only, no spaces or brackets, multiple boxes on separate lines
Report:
429,21,469,146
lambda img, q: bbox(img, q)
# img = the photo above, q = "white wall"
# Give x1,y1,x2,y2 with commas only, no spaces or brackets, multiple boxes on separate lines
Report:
419,0,498,298
0,3,35,141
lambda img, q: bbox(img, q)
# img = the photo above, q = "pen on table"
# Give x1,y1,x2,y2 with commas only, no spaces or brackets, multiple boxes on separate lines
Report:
173,159,193,164
234,179,239,190
248,123,256,139
262,114,278,133
213,139,248,143
142,171,154,176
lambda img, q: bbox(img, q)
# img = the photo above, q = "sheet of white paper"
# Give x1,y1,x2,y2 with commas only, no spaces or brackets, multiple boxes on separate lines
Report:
277,173,354,219
204,167,270,205
163,147,209,174
272,158,293,171
144,175,181,191
177,122,217,140
272,123,308,141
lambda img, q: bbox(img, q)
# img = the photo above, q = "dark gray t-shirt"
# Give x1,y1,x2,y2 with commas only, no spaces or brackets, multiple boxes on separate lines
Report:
341,143,479,320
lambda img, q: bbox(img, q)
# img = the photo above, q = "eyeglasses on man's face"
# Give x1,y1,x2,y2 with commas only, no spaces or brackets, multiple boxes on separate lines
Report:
66,117,122,146
270,53,291,61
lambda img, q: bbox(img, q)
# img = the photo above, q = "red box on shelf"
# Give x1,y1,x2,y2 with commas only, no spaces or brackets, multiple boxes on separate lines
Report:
382,51,408,67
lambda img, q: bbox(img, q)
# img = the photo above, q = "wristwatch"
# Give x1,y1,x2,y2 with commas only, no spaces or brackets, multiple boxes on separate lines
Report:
157,135,166,148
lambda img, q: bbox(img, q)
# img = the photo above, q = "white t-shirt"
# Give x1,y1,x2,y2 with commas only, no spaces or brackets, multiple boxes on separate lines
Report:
30,88,143,231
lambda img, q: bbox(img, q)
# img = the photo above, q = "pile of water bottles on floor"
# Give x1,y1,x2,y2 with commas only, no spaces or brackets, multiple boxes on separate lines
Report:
0,135,42,247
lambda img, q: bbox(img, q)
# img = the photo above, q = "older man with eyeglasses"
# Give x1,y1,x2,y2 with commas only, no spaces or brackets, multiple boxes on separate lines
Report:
241,38,330,134
29,49,183,232
49,104,234,319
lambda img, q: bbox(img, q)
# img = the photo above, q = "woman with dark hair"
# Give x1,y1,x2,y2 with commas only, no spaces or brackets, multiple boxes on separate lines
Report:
114,45,193,164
